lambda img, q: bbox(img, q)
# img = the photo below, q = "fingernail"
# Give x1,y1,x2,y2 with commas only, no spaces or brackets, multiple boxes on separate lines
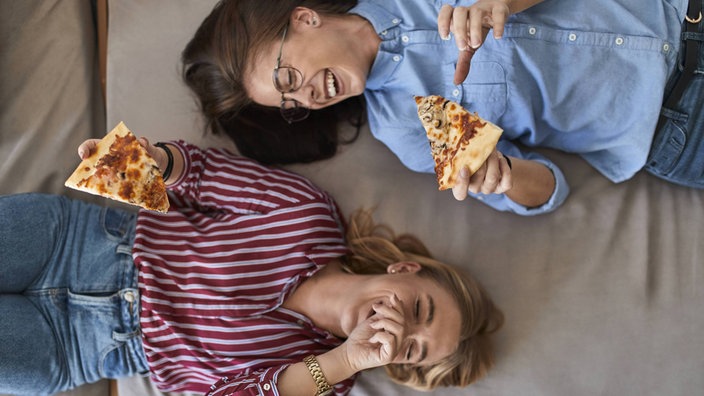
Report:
441,33,451,40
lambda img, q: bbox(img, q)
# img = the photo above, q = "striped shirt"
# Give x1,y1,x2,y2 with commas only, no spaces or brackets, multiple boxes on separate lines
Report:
132,141,355,395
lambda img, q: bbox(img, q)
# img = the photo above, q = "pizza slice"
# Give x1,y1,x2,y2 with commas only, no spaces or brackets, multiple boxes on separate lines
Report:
65,122,169,212
414,95,503,190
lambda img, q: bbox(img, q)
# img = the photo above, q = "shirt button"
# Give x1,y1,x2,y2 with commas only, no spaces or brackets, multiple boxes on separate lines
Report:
452,89,460,97
528,27,537,35
263,383,271,391
297,319,305,326
663,43,670,52
392,18,400,24
381,30,388,36
124,291,135,303
392,55,401,62
401,35,409,43
568,33,577,41
615,37,624,45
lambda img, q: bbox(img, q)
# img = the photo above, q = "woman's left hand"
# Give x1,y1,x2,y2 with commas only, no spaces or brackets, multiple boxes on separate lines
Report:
452,149,513,201
77,136,170,175
438,0,510,84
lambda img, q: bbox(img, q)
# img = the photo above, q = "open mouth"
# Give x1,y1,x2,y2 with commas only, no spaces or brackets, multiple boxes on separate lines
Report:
325,69,339,98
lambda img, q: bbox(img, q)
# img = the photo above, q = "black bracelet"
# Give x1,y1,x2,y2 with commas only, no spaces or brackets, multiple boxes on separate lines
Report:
504,155,513,169
154,142,174,181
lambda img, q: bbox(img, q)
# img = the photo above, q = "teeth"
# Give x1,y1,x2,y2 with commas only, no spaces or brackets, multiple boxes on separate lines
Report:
326,70,337,97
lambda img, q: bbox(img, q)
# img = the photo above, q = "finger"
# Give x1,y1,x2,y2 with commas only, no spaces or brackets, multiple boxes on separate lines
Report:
497,154,513,193
77,139,100,159
452,166,470,201
467,163,488,194
372,302,404,323
491,4,509,39
370,317,404,337
480,152,501,194
468,8,484,49
369,330,397,358
453,49,473,85
143,139,164,163
438,5,454,40
451,7,469,50
138,137,150,149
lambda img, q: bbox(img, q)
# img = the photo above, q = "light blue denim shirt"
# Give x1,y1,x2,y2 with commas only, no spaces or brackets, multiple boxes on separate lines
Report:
352,0,687,215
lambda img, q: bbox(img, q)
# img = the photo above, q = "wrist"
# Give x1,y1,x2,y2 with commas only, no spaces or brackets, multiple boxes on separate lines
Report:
316,346,359,385
154,142,174,181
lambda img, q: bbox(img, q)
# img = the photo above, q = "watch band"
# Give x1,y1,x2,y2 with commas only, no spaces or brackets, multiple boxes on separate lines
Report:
303,355,333,396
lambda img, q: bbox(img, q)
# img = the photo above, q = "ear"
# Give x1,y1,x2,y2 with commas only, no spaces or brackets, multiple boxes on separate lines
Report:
387,261,422,274
290,7,322,29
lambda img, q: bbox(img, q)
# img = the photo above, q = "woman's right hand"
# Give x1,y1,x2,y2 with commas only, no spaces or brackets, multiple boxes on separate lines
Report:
438,1,510,84
341,299,407,372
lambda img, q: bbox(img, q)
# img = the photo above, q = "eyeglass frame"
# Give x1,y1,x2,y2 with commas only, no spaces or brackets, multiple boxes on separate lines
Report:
272,24,310,123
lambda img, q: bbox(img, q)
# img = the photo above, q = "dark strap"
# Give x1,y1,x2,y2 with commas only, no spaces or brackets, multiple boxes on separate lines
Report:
663,0,703,110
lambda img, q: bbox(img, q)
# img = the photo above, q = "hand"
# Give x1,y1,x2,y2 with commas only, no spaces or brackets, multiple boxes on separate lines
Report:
77,137,169,172
438,0,510,84
452,149,513,201
342,296,407,372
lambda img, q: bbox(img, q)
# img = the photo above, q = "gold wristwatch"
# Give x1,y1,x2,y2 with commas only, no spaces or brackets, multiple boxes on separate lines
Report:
303,355,333,396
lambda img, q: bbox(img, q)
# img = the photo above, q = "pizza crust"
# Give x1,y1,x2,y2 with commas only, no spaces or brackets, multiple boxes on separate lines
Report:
415,95,503,190
65,122,169,212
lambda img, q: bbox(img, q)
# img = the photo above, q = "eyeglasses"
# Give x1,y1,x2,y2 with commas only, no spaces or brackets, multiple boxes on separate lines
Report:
273,24,310,123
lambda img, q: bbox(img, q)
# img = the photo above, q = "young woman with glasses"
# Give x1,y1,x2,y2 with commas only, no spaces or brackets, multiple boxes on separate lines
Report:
182,0,702,216
0,136,502,395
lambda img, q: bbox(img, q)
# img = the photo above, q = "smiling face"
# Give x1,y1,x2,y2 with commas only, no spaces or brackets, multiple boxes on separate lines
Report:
342,263,463,366
244,7,377,112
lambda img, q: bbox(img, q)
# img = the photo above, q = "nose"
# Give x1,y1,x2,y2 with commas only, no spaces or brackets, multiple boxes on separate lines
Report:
288,84,317,108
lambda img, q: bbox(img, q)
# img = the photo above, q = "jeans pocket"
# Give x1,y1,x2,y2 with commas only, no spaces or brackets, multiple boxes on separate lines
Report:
101,207,136,242
646,109,688,175
99,331,147,379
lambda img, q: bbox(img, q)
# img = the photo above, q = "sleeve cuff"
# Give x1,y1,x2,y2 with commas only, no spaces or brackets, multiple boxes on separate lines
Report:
469,156,570,216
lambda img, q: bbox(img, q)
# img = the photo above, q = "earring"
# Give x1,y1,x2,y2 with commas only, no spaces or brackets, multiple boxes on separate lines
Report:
311,17,318,26
390,269,397,274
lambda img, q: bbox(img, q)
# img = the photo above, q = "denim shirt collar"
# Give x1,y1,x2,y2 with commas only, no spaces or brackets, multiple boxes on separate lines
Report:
350,1,404,90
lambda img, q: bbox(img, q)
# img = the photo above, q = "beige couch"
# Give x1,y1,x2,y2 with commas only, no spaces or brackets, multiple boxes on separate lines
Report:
2,1,704,396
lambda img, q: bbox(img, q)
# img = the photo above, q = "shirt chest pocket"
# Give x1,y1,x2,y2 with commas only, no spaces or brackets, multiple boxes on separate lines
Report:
442,61,507,122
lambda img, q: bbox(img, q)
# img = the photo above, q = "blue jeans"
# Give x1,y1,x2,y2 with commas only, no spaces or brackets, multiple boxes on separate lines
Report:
0,194,148,395
646,12,704,188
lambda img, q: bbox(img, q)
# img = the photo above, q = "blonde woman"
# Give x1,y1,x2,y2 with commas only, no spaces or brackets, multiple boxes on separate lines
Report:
0,136,502,395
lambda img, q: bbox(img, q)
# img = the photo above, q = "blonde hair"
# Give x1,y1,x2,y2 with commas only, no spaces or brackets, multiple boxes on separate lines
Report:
343,210,504,390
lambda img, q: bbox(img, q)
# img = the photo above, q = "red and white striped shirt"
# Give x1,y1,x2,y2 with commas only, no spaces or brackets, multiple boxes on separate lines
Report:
132,141,355,395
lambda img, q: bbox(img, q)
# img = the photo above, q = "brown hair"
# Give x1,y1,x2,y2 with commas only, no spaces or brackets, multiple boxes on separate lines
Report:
182,0,362,165
343,210,504,390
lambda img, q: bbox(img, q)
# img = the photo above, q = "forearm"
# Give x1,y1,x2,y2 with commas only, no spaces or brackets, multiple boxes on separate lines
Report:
277,347,355,396
505,156,555,208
